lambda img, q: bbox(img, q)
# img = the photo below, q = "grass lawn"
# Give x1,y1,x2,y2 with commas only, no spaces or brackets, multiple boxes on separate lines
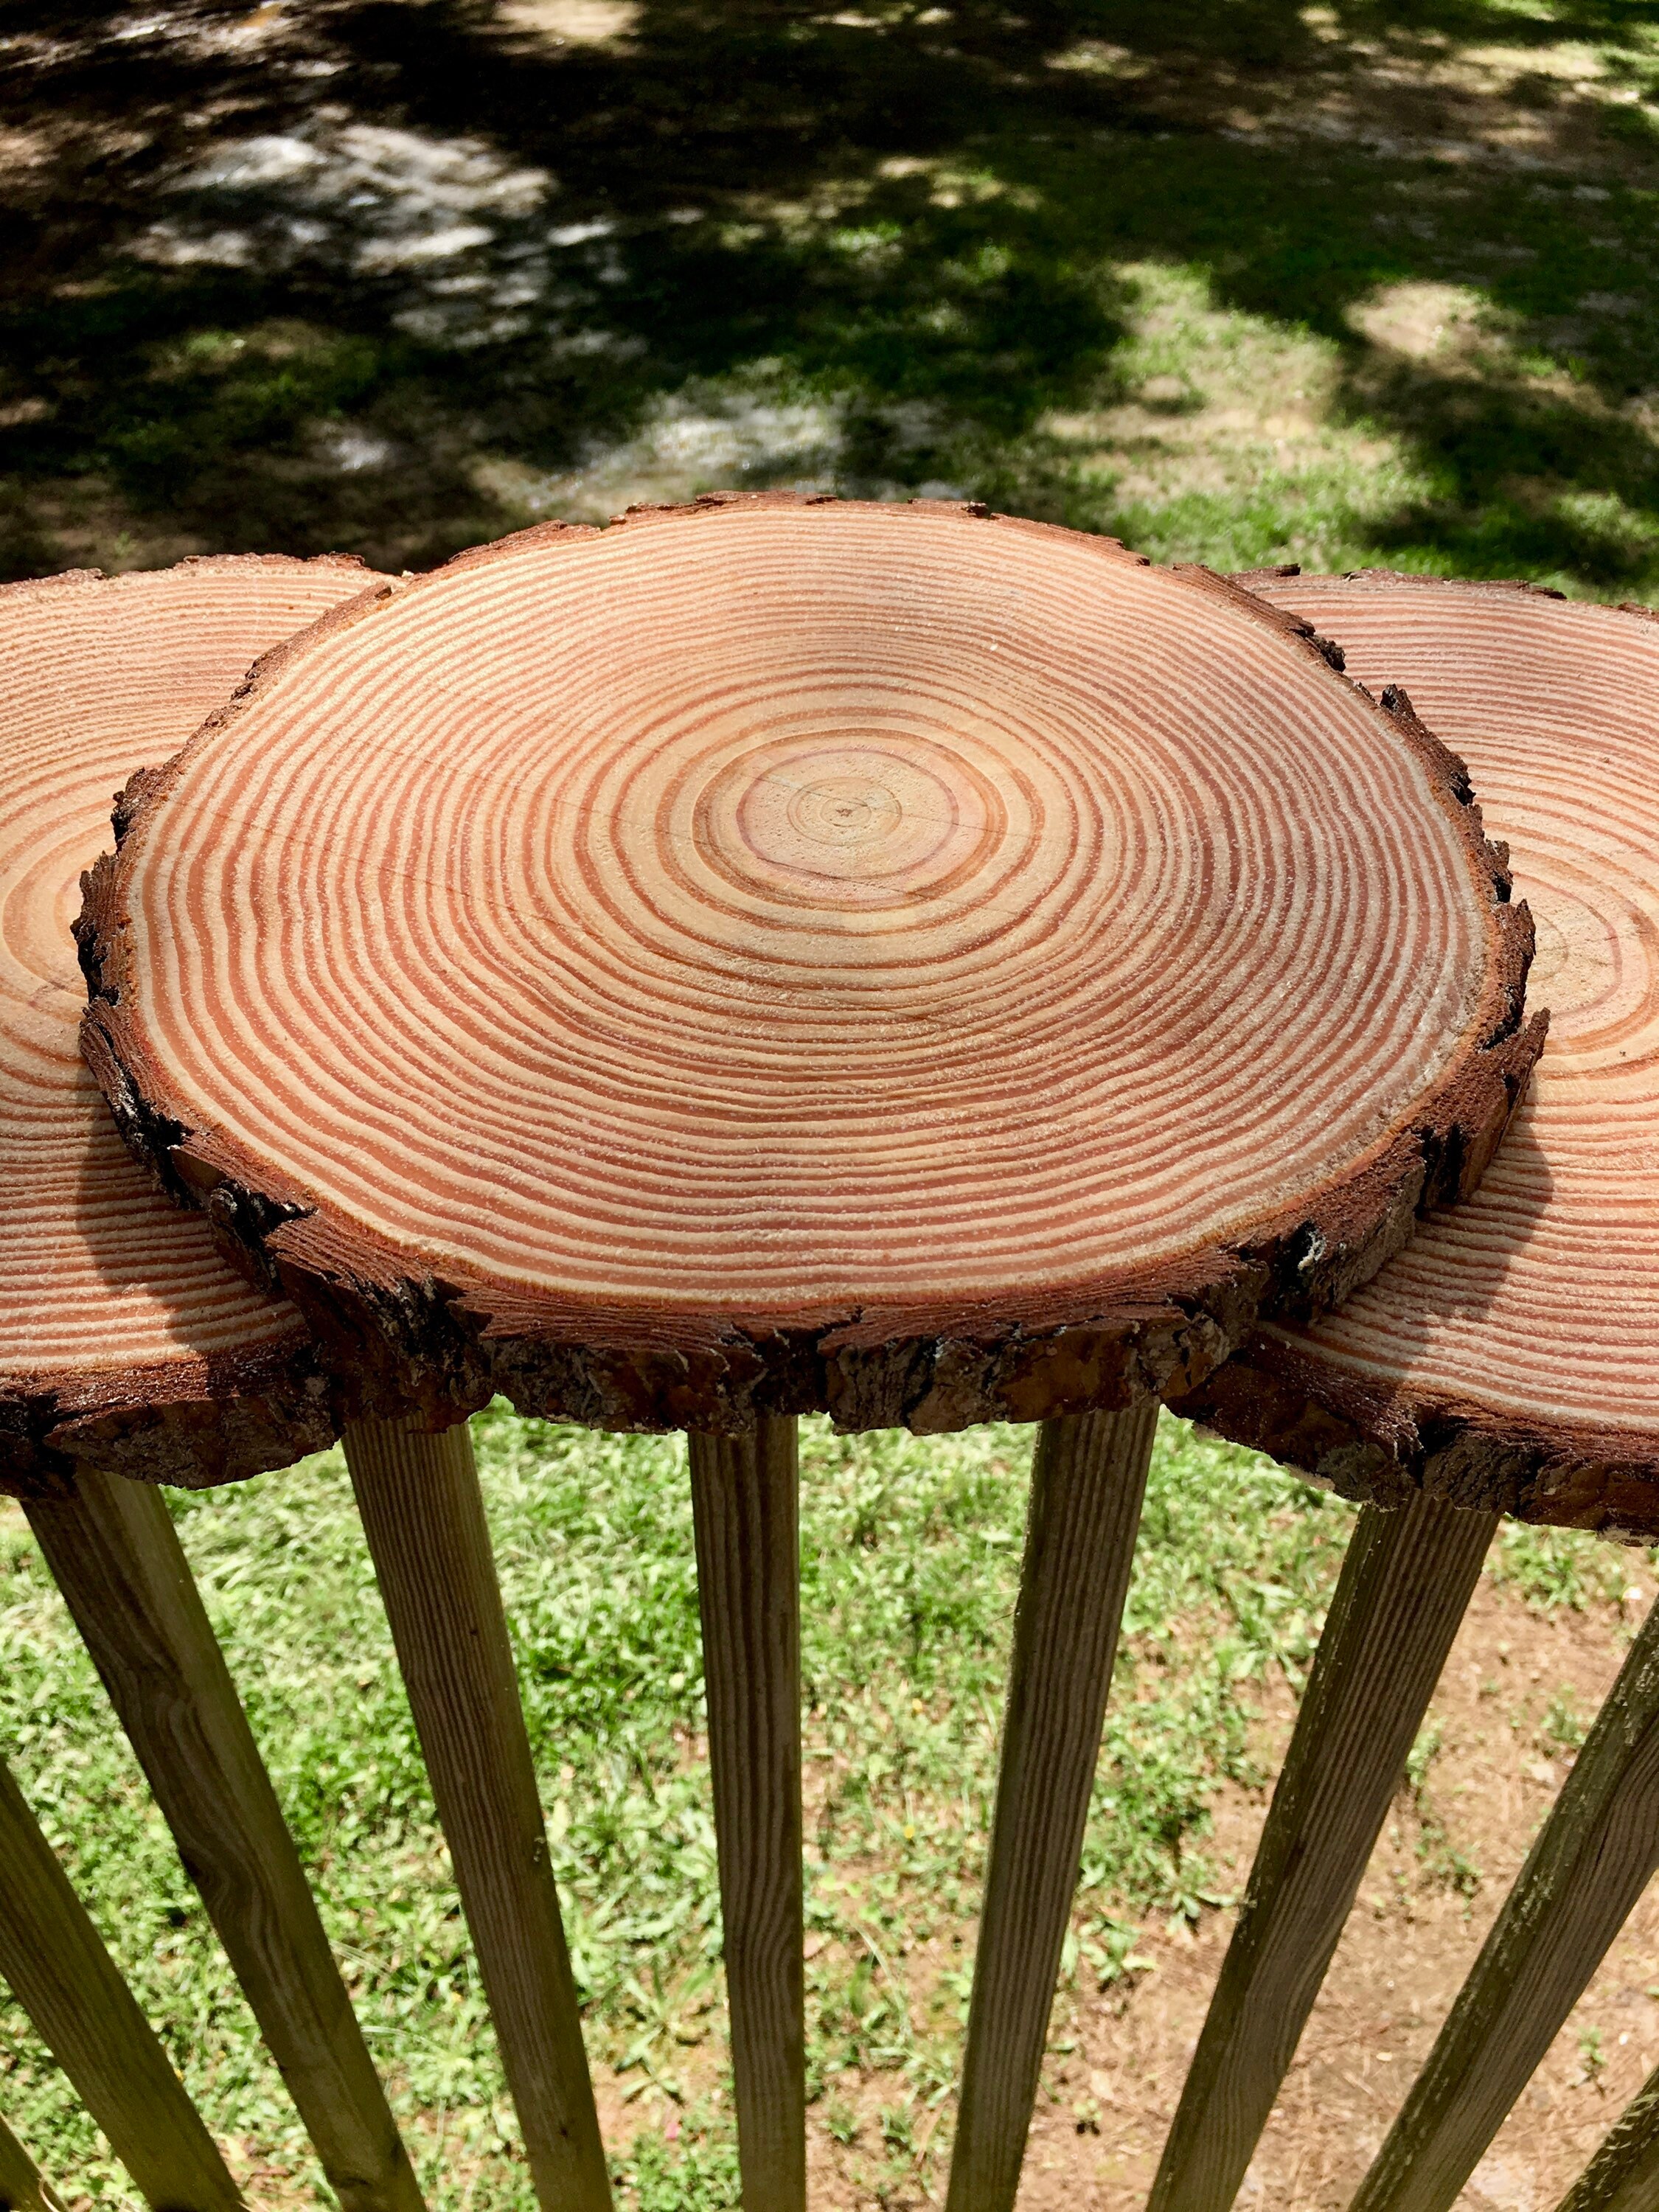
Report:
0,1408,1643,2207
8,2,1659,594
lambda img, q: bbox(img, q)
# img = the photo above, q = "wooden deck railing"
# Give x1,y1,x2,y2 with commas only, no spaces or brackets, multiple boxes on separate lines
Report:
3,1408,1655,2212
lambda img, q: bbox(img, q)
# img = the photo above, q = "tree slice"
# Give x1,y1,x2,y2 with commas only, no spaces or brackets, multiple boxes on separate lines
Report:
81,497,1541,1437
1,557,378,1494
1175,571,1659,1536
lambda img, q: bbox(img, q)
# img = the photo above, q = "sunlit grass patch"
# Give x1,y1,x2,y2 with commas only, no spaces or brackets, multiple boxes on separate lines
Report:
1490,1514,1649,1619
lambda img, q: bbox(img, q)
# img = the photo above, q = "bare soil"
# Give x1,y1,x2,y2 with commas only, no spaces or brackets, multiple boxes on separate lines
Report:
1018,1576,1655,2212
597,1574,1656,2211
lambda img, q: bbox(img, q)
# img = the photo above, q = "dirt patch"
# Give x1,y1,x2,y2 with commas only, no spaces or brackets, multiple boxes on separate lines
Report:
1014,1575,1655,2212
600,1574,1657,2209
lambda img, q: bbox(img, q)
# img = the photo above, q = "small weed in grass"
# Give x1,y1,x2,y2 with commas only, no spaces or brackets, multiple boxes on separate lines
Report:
1543,1692,1590,1753
616,2119,740,2211
1405,1722,1481,1901
1491,1522,1653,1618
1406,1722,1444,1796
826,2097,860,2147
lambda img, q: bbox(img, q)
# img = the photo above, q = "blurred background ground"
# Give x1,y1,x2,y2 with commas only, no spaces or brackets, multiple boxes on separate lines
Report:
5,0,1659,590
7,2,1659,2206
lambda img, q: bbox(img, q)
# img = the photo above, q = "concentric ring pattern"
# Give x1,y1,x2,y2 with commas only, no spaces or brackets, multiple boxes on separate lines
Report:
87,502,1531,1436
1,557,372,1478
1236,575,1659,1460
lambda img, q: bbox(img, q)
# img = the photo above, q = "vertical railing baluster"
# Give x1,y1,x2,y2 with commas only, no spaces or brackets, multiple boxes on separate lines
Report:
1349,1593,1659,2212
687,1416,804,2211
1554,2059,1659,2212
343,1414,611,2212
0,1746,244,2209
0,2110,63,2212
945,1399,1159,2212
1149,1494,1495,2212
24,1469,424,2212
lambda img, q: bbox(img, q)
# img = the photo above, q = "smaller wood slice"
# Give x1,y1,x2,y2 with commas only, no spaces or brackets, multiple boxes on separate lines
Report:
1,557,379,1494
1175,571,1659,1537
82,497,1542,1439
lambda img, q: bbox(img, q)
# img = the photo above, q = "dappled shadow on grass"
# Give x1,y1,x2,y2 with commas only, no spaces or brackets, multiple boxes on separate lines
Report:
1354,356,1659,582
4,0,1659,582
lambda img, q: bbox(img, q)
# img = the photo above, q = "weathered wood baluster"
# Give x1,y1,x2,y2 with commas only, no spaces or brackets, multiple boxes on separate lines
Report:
0,2110,62,2212
1554,2059,1659,2212
687,1417,805,2211
1349,1592,1659,2212
343,1414,611,2212
0,1746,243,2210
945,1400,1159,2212
24,1469,424,2212
1148,1493,1496,2212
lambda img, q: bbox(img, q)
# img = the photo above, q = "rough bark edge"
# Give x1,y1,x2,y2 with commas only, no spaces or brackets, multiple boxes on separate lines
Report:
0,551,375,618
1164,564,1659,1536
1,554,380,1492
1167,1326,1659,1544
0,1332,340,1500
78,499,1543,1442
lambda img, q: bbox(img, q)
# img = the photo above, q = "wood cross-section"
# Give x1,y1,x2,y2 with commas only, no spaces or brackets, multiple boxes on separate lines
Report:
81,497,1540,1437
0,557,375,1492
1181,573,1659,1536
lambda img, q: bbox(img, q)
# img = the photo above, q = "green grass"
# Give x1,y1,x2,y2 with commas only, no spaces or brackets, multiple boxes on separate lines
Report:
0,1408,1646,2207
12,1,1659,591
1491,1514,1649,1613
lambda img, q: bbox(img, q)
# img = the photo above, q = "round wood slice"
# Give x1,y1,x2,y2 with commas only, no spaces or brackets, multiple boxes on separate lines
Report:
1175,571,1659,1535
80,496,1542,1439
1,556,379,1494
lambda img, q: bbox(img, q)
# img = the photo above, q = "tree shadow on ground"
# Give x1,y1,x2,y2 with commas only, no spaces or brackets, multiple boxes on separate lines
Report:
3,0,1659,583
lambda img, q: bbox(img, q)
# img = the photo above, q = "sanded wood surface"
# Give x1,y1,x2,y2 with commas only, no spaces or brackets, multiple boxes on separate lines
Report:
947,1399,1158,2212
1349,1591,1659,2212
688,1418,804,2209
0,1744,243,2209
343,1414,609,2211
0,2112,60,2212
83,495,1537,1439
1181,572,1659,1533
1556,2061,1659,2212
0,556,375,1494
23,1467,422,2212
1147,1493,1495,2212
